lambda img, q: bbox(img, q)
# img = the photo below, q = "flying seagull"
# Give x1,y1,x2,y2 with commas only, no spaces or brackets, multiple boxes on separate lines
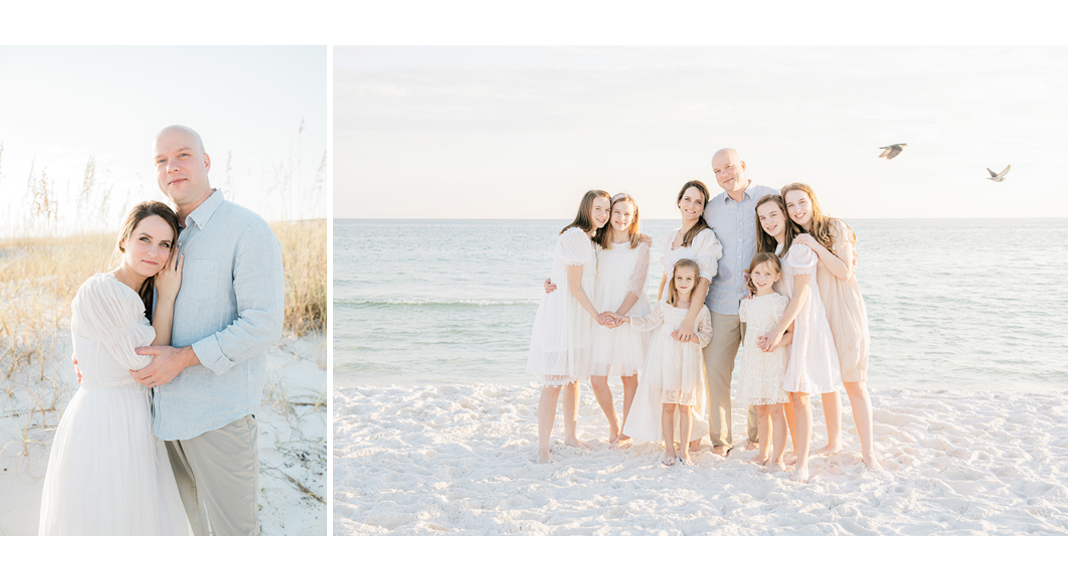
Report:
986,165,1011,182
878,143,907,160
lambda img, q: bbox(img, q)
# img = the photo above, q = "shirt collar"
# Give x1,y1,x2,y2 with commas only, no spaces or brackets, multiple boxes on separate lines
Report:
184,188,224,230
720,180,755,204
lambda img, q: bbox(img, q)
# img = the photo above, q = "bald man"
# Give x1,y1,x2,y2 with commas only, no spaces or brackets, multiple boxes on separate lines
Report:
129,125,284,535
702,149,779,456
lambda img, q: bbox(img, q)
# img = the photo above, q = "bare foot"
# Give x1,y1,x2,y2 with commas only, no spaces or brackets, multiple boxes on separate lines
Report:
783,453,797,466
661,453,677,467
766,461,786,474
751,454,769,465
608,426,621,444
679,452,693,465
712,445,730,457
613,434,632,447
564,436,588,449
863,456,883,471
813,442,843,456
791,464,810,483
537,451,552,464
745,441,758,451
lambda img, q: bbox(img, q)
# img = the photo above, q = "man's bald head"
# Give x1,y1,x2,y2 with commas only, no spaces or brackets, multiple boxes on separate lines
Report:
153,125,212,220
711,148,748,196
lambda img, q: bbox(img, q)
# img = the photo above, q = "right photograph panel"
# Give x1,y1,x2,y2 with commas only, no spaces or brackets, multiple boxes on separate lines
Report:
333,46,1068,536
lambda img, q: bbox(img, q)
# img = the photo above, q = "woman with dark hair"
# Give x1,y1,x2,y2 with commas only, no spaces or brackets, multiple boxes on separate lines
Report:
653,180,723,451
527,190,612,464
39,201,191,535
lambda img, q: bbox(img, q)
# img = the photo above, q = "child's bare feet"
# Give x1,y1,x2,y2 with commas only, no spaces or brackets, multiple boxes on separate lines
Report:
751,454,769,465
613,434,632,447
862,455,883,471
679,450,693,465
537,451,552,464
564,437,588,449
661,453,677,467
783,453,797,466
791,464,810,483
813,441,842,456
766,461,786,474
688,440,700,453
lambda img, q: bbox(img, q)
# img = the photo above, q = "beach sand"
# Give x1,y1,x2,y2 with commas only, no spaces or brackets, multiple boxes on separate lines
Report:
0,332,326,536
333,382,1068,535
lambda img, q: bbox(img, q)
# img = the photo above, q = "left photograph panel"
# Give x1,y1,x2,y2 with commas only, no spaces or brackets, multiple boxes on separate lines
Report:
0,46,327,536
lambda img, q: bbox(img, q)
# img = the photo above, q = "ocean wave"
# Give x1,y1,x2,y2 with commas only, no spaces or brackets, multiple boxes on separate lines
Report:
336,298,539,308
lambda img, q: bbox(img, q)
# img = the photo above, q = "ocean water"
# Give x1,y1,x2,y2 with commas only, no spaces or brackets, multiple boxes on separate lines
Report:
335,218,1068,393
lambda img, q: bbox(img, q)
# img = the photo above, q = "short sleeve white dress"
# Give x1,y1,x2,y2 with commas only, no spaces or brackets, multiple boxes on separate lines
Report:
527,227,597,387
737,293,791,405
775,244,844,395
589,241,651,377
620,300,713,444
660,227,723,283
38,273,191,535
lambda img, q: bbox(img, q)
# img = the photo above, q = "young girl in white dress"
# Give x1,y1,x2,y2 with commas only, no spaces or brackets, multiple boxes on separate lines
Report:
588,193,651,444
737,252,792,473
754,194,843,482
619,259,713,466
39,201,191,535
528,190,612,464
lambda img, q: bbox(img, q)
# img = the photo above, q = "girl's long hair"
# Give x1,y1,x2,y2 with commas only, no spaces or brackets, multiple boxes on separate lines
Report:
676,180,710,247
755,194,797,259
593,193,642,249
665,258,699,307
560,189,612,235
745,252,782,295
781,183,845,253
116,201,180,321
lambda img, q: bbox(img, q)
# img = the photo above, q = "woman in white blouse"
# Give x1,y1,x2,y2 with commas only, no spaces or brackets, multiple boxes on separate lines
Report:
39,201,190,535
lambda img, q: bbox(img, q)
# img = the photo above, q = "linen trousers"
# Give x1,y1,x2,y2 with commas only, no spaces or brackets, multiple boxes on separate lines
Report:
702,312,758,449
165,414,260,536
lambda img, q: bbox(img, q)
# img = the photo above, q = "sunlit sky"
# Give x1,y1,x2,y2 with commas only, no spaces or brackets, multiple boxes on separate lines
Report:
0,46,327,237
337,46,1068,220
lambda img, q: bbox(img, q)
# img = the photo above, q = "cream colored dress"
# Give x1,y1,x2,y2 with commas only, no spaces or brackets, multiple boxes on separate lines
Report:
590,241,651,377
620,300,712,443
737,293,791,405
775,243,843,395
815,219,870,383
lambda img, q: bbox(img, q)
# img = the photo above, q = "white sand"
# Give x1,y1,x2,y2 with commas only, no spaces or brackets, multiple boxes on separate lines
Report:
333,382,1068,535
0,332,326,536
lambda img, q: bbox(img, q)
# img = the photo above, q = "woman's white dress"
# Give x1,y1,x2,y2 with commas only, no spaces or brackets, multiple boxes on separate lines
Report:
527,227,597,387
737,293,791,405
589,241,651,377
775,244,843,395
621,300,712,443
660,227,723,285
38,273,191,535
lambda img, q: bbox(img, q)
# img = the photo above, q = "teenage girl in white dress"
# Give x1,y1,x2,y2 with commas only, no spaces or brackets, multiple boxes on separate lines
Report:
754,194,843,482
527,190,612,464
589,193,651,444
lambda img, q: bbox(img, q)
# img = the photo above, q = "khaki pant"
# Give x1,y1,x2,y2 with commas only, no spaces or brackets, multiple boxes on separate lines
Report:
165,414,260,536
703,313,758,449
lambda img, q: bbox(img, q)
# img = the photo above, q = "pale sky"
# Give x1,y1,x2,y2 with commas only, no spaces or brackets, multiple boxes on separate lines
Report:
337,46,1068,220
0,46,327,238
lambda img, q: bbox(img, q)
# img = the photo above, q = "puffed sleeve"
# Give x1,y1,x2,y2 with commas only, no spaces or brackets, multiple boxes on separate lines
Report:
692,229,723,282
831,218,858,272
558,226,593,266
774,294,789,324
692,306,713,348
630,301,666,332
627,242,651,298
70,274,156,371
738,299,747,324
786,244,819,276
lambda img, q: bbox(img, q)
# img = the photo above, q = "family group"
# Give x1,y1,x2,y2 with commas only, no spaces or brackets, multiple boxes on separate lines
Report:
527,149,878,482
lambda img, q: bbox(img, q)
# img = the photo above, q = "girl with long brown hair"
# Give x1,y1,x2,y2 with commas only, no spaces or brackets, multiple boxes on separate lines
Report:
527,190,612,464
782,183,879,470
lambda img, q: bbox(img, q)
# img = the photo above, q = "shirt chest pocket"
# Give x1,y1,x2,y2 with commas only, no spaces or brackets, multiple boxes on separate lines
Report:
179,258,221,302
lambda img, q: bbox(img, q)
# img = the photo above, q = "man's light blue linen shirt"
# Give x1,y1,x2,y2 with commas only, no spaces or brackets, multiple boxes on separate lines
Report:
703,182,779,316
152,189,284,441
